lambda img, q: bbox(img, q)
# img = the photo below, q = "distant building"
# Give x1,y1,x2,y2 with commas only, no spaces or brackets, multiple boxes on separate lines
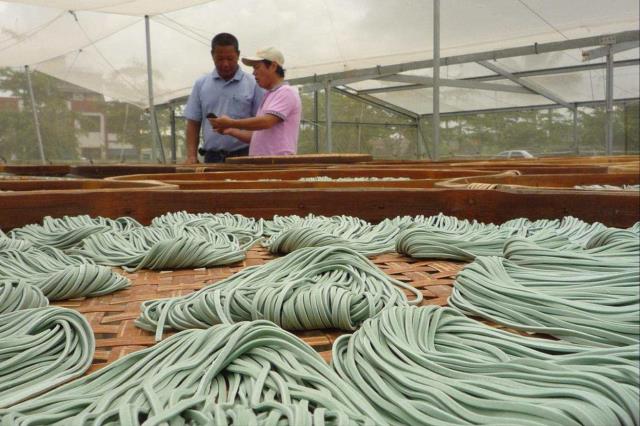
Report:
0,81,138,161
0,96,20,112
57,81,137,161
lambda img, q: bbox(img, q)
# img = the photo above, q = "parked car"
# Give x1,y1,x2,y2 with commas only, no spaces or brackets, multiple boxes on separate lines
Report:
495,150,535,159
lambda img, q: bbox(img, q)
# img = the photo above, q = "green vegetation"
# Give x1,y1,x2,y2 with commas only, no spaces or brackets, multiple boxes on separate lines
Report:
0,68,82,162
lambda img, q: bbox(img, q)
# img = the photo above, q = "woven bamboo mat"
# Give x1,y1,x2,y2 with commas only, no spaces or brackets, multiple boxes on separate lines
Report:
54,246,465,374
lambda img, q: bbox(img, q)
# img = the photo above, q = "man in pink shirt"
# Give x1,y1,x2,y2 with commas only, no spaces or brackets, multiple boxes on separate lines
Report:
210,47,302,156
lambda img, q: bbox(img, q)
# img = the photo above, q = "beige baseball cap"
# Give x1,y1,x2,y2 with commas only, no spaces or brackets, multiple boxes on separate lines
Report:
241,47,285,67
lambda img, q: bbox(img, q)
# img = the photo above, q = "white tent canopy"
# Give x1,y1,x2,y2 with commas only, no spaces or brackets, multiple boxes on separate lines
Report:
1,0,638,113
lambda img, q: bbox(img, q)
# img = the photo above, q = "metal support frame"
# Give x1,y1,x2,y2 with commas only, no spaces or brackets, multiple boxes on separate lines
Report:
419,116,432,159
582,40,639,61
573,109,579,154
145,15,165,163
348,59,638,96
24,65,46,164
356,117,362,153
468,58,638,81
169,103,177,163
334,87,418,119
419,97,638,119
324,80,332,153
624,103,629,154
299,74,397,93
150,29,636,161
357,83,425,95
415,116,422,158
478,60,576,111
118,103,130,162
313,90,319,153
288,30,639,87
433,0,440,161
301,120,416,128
163,30,638,110
605,49,614,155
373,74,532,94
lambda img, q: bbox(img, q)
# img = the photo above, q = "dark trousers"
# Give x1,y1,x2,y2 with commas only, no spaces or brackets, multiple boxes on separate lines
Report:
203,147,249,163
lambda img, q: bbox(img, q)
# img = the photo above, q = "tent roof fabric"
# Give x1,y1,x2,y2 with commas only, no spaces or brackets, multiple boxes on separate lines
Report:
1,0,638,113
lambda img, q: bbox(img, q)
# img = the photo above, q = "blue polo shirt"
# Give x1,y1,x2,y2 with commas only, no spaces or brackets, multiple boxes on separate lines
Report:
184,68,264,152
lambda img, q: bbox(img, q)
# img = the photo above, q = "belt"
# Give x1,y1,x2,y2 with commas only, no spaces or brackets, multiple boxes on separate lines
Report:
198,148,247,157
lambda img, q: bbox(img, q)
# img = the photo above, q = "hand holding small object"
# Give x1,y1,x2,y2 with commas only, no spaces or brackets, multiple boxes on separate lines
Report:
210,115,234,132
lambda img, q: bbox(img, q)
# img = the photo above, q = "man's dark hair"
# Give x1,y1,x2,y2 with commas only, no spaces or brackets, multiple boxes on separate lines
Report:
211,33,239,53
263,60,285,78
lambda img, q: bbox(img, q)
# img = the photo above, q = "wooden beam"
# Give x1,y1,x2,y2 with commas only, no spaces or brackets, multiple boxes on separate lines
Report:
0,188,637,230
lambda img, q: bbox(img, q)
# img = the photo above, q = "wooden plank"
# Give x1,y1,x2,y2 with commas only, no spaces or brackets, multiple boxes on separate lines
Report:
1,188,637,230
108,168,491,182
166,180,442,190
438,173,639,189
225,153,373,164
2,165,71,176
0,179,174,191
70,165,179,179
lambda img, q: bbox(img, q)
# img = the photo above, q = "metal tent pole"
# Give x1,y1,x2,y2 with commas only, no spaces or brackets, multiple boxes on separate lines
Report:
623,103,628,154
357,117,362,153
416,116,422,158
324,80,332,153
145,15,165,163
169,103,177,163
313,89,319,153
419,116,433,159
573,108,579,155
432,0,441,161
24,65,46,164
118,103,130,161
605,49,614,155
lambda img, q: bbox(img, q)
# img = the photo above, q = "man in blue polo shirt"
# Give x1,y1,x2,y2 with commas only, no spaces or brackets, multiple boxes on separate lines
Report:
184,33,264,163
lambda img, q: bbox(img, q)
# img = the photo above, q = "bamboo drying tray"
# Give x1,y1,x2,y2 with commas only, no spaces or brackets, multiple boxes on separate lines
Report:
54,245,465,373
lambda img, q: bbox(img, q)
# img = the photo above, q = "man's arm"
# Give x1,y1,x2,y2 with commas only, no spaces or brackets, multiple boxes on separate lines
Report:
185,119,201,164
211,114,281,132
222,128,253,144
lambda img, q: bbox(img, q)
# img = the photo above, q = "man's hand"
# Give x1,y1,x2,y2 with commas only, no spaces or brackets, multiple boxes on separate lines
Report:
209,115,235,132
222,128,253,144
185,119,202,164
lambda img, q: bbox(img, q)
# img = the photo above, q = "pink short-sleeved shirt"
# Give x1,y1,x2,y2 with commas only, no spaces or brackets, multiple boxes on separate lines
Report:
249,84,301,156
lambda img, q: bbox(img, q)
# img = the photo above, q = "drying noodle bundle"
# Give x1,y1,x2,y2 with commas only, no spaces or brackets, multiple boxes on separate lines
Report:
0,247,129,300
449,256,639,346
2,321,383,425
0,280,48,315
0,306,94,408
136,245,422,340
263,214,401,256
332,306,639,426
504,229,639,272
70,225,251,272
8,215,141,249
151,211,264,240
